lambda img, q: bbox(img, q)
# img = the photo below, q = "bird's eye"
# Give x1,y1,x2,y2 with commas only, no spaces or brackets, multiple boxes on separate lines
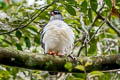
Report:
54,11,58,14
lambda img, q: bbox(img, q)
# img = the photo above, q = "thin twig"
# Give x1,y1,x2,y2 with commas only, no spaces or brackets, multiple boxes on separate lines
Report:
88,3,105,32
85,43,87,56
80,13,89,35
88,12,111,45
0,1,56,35
101,69,120,73
79,13,89,56
88,15,99,32
77,15,98,57
98,14,120,37
77,4,105,57
77,46,84,57
87,18,107,43
77,13,110,57
30,5,48,19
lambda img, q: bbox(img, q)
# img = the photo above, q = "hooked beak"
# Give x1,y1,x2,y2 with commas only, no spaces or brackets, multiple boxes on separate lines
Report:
50,12,55,16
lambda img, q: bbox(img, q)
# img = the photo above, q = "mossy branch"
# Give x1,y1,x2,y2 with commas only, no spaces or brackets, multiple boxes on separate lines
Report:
0,47,120,73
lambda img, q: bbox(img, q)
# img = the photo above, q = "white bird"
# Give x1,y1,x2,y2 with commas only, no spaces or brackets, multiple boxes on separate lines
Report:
41,10,74,56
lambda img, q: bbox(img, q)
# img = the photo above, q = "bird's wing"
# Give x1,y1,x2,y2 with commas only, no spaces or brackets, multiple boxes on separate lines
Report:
40,26,46,52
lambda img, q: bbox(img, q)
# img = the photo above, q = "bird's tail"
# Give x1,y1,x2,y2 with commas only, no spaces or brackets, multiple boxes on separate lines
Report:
48,72,66,80
47,72,57,80
49,72,58,75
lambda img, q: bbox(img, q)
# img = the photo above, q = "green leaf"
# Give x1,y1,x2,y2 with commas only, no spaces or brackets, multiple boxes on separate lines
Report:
64,4,76,16
66,0,76,3
24,37,31,48
81,0,87,13
90,71,104,77
88,38,97,55
75,65,85,71
0,69,10,79
72,73,86,79
34,35,40,44
104,0,112,9
117,0,120,3
0,35,4,42
64,62,72,72
47,0,52,4
66,0,77,6
11,68,19,79
90,0,98,12
0,2,6,9
88,8,93,22
0,35,4,39
28,25,38,33
16,43,22,50
15,30,22,39
85,61,92,67
66,76,76,80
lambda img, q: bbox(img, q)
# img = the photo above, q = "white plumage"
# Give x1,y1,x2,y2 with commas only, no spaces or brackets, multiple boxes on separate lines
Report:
41,10,74,56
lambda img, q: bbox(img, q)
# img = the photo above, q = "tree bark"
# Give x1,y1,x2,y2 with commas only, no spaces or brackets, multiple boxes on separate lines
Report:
0,47,120,73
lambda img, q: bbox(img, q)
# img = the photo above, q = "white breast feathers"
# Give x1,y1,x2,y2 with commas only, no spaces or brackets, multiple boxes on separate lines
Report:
43,20,74,55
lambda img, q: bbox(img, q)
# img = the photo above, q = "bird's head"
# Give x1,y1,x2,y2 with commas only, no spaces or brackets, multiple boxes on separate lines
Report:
50,10,63,21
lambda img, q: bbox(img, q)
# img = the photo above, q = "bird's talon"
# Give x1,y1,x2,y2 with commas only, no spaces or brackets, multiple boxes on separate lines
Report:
52,51,56,55
57,53,63,57
48,51,52,55
48,51,57,55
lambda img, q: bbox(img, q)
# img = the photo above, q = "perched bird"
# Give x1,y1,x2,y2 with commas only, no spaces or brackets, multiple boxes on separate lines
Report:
41,10,75,57
40,10,75,75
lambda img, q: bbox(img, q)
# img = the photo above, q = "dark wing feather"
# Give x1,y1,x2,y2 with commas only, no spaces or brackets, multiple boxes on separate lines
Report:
40,27,45,53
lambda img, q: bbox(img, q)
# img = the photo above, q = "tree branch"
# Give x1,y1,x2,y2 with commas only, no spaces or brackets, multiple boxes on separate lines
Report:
0,47,120,73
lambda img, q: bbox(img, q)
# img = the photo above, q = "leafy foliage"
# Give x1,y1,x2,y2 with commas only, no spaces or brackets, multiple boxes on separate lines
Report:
0,0,120,79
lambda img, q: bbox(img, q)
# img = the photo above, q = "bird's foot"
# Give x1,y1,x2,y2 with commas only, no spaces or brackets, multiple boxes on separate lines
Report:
48,51,63,57
52,51,56,55
56,53,63,57
48,51,57,55
48,51,53,55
